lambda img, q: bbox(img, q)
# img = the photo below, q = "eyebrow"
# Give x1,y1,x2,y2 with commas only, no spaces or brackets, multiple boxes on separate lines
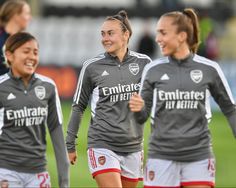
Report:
22,46,38,51
101,29,115,33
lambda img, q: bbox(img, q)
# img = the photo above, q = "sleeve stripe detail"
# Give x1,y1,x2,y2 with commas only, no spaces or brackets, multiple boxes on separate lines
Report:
205,89,212,122
0,108,4,135
193,55,235,104
91,86,99,117
129,51,152,62
0,74,10,84
151,88,157,124
139,57,169,93
74,55,105,104
35,74,63,124
35,73,55,85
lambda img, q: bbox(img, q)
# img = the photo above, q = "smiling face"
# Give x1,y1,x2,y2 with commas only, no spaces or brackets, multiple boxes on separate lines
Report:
101,20,129,60
6,39,39,80
155,16,189,59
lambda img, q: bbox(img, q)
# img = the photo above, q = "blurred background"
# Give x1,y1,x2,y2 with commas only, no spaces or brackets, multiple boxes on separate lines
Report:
1,0,236,187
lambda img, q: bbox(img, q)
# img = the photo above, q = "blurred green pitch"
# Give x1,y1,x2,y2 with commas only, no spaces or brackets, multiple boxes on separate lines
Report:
46,101,236,188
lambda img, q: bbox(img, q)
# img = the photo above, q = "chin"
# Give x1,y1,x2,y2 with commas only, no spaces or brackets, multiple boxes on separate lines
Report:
106,49,115,54
24,70,34,75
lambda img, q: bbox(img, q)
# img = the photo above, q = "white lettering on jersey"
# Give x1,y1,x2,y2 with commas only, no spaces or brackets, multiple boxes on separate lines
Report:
102,83,140,102
159,90,204,109
6,106,48,127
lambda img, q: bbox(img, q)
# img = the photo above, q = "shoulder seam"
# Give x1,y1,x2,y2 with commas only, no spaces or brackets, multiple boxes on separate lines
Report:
83,54,106,67
145,57,169,70
0,74,10,84
34,73,56,86
129,51,152,61
193,54,219,68
74,54,105,104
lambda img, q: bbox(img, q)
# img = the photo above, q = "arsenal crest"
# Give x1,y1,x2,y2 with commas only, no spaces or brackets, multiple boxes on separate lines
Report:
98,156,106,165
129,63,139,75
149,170,155,181
190,70,203,83
35,86,46,100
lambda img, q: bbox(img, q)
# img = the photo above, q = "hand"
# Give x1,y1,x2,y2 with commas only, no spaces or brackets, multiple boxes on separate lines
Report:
68,151,77,165
129,93,144,112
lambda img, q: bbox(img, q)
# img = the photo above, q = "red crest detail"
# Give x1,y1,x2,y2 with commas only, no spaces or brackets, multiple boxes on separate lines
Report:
149,171,155,181
98,156,106,165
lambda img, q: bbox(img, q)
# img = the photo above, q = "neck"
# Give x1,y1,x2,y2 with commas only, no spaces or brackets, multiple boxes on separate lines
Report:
172,47,191,60
5,21,21,35
12,70,31,87
116,47,128,62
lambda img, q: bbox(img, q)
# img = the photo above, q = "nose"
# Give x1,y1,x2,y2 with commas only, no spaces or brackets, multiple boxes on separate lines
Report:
29,51,38,60
102,34,109,42
155,34,160,43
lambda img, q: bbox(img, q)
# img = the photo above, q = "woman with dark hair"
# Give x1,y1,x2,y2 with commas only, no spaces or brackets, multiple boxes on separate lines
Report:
0,32,69,188
66,10,151,188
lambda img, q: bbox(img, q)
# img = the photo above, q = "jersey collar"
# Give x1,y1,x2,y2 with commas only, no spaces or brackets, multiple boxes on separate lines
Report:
169,53,193,64
8,70,37,82
105,49,131,63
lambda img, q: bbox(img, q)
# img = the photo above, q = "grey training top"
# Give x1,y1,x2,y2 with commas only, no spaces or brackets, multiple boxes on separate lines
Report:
66,51,151,153
135,54,236,162
0,72,69,188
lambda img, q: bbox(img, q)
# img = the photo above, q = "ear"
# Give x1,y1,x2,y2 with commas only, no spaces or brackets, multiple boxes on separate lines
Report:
124,30,130,41
5,51,13,65
178,31,187,43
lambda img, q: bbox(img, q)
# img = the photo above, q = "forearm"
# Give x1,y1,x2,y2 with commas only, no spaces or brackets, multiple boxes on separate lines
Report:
134,106,149,124
66,106,83,152
50,126,70,188
226,110,236,138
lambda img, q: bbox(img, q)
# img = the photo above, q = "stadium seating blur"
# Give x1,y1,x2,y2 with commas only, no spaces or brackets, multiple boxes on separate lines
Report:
28,16,157,66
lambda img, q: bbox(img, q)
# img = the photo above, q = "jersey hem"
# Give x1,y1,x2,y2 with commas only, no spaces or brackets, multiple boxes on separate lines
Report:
0,164,46,174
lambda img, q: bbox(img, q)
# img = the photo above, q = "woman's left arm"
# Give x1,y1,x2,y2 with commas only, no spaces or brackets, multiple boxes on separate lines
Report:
47,84,70,188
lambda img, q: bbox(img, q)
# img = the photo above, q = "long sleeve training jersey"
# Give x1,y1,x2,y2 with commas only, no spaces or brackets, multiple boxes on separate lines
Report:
136,54,236,162
66,51,151,153
0,72,69,187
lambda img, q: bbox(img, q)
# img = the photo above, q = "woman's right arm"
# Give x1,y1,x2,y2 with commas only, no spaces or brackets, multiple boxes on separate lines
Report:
129,67,154,124
66,65,93,163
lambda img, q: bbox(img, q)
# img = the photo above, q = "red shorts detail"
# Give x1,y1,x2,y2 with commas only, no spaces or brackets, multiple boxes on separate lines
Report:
121,176,142,182
92,168,121,178
144,186,180,188
181,181,215,187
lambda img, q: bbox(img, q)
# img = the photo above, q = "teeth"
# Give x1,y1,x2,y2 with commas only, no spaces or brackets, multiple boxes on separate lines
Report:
104,43,112,46
25,62,33,67
159,44,164,48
